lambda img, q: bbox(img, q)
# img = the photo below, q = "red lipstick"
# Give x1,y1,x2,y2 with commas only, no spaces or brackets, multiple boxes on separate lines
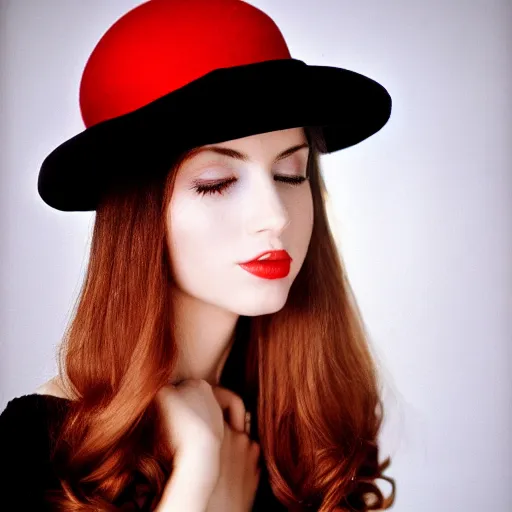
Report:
238,250,292,279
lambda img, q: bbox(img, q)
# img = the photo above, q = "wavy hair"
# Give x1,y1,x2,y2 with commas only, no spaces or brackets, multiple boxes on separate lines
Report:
44,126,396,511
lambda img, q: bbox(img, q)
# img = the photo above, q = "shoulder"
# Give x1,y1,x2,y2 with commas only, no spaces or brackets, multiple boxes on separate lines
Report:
0,394,54,432
35,376,70,399
0,389,70,462
0,394,54,470
1,379,71,438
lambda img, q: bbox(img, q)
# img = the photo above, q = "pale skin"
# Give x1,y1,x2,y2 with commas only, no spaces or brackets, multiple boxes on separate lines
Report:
36,126,315,510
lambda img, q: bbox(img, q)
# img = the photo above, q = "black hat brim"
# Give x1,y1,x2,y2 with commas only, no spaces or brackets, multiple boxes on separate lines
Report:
38,58,392,212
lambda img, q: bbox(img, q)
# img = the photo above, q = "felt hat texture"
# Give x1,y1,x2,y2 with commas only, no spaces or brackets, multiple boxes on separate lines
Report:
37,0,392,212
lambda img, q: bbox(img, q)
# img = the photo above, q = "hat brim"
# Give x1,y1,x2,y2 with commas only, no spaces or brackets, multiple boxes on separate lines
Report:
38,58,392,212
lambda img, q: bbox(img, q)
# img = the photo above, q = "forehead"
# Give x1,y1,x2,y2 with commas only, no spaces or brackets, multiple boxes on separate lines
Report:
183,128,309,165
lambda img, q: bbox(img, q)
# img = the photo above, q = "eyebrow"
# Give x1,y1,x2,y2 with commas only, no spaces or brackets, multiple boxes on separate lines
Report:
187,142,310,163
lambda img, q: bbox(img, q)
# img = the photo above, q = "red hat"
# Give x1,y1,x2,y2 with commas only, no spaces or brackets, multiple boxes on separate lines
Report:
38,0,392,212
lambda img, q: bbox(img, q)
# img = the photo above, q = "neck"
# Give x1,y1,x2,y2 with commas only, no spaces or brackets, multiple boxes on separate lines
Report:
170,287,239,386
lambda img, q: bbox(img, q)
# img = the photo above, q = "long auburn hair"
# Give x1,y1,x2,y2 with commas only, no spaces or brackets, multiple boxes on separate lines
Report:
44,125,396,511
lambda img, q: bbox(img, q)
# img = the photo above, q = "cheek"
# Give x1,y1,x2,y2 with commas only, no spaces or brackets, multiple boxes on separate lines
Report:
168,210,208,256
290,187,314,236
166,198,235,275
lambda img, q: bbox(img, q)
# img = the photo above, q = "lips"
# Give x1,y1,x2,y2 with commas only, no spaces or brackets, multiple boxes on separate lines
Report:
238,250,292,280
239,249,292,264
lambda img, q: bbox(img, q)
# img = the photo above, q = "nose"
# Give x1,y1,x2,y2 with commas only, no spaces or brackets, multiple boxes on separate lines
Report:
244,174,291,237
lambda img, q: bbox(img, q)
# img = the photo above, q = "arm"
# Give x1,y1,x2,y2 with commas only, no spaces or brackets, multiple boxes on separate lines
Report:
154,448,220,512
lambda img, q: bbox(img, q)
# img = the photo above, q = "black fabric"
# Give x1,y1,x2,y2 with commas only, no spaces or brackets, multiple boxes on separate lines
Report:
0,393,70,511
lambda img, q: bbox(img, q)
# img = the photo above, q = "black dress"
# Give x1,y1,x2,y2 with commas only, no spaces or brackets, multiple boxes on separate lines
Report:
0,317,288,511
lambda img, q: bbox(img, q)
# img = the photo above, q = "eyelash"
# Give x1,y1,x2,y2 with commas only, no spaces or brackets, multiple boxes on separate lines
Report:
193,175,309,196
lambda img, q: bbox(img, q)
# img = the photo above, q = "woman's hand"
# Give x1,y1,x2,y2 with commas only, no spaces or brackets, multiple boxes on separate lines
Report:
205,386,262,512
154,379,225,488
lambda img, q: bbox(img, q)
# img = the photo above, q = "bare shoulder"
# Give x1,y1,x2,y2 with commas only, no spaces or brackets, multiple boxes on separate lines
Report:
35,376,70,399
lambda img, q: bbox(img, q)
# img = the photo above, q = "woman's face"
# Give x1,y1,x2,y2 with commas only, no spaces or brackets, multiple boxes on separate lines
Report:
165,127,314,316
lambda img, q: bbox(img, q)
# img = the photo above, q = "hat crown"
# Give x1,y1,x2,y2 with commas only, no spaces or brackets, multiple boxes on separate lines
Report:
79,0,291,128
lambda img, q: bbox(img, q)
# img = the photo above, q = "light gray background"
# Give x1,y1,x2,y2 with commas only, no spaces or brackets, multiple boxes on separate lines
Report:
1,1,511,511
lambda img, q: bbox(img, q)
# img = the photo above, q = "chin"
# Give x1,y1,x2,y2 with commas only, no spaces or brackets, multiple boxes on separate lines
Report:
235,294,290,317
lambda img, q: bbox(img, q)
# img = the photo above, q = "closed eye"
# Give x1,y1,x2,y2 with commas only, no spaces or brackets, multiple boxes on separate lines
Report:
192,175,309,197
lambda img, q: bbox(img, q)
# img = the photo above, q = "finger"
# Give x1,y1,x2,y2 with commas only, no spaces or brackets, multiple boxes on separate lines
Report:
212,386,246,433
213,386,246,432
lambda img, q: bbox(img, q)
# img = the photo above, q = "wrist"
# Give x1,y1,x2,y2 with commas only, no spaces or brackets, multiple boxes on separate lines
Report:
176,443,221,482
157,453,219,512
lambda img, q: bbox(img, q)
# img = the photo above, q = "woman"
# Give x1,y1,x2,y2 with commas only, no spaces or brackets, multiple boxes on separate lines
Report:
0,0,396,510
